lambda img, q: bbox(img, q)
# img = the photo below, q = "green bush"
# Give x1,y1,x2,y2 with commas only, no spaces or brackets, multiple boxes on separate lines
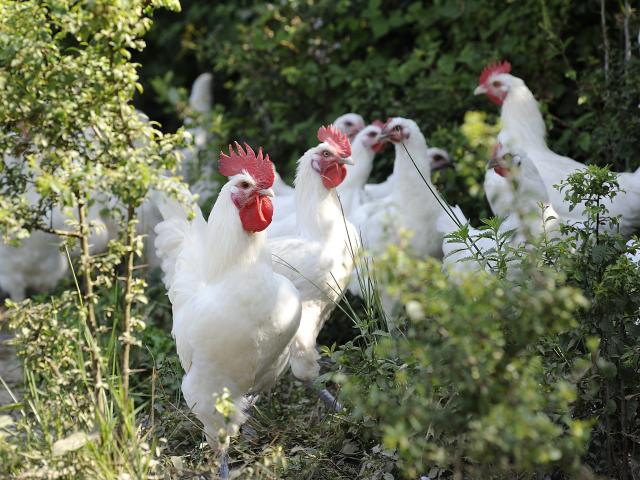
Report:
0,0,186,477
338,247,591,478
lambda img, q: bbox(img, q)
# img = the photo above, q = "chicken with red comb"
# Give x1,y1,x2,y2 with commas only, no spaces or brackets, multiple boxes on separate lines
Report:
219,141,275,190
270,122,385,235
268,125,358,410
154,142,301,478
271,112,365,209
219,142,275,232
476,61,512,105
475,61,640,237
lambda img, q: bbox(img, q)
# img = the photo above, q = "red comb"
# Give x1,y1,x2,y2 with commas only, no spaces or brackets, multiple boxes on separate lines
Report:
219,142,275,189
479,61,511,86
317,125,351,158
372,119,386,128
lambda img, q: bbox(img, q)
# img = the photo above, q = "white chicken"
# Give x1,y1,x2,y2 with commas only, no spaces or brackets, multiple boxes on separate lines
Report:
154,143,301,476
179,72,217,200
627,239,640,264
336,122,385,217
437,145,560,276
349,118,449,317
0,196,68,301
333,112,366,141
352,117,447,261
0,153,109,300
139,73,216,270
474,61,640,236
269,122,383,237
268,126,356,406
272,112,365,201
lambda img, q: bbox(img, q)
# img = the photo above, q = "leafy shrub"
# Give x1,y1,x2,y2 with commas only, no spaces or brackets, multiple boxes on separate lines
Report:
538,166,640,478
0,0,186,477
338,246,591,478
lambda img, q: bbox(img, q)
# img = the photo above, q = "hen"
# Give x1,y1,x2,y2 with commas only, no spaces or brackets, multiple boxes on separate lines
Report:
269,122,383,237
437,145,559,276
475,61,640,236
353,118,447,261
0,194,68,301
268,126,356,407
272,112,365,201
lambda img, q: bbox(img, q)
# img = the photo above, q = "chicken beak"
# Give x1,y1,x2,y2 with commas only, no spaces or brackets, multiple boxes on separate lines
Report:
339,156,354,165
259,188,275,198
486,157,501,170
474,85,487,95
431,156,453,171
377,131,389,141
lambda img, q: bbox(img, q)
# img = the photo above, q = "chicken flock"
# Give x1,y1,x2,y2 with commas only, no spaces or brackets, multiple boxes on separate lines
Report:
3,62,640,476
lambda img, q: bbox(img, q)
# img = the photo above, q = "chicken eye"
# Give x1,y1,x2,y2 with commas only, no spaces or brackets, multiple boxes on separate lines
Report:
239,181,250,189
492,80,502,88
322,150,330,157
368,132,376,137
345,121,353,126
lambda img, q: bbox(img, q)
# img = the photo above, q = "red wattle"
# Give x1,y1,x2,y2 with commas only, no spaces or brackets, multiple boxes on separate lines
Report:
494,166,509,178
239,195,273,233
321,163,347,189
372,142,386,153
487,92,506,105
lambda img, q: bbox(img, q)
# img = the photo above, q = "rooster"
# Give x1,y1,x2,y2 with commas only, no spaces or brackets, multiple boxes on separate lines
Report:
272,112,365,201
154,143,301,476
268,126,356,408
475,61,640,236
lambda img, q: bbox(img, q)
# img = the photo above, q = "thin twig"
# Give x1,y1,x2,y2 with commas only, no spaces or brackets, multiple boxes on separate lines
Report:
601,0,610,84
77,199,105,414
623,1,632,69
121,205,136,407
41,227,82,238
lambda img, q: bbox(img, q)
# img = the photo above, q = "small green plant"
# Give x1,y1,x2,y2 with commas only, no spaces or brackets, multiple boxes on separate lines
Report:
0,1,187,477
537,166,640,479
339,243,591,478
442,215,523,278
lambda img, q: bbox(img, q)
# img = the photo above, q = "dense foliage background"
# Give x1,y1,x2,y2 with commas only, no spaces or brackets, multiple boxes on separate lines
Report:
137,0,639,220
